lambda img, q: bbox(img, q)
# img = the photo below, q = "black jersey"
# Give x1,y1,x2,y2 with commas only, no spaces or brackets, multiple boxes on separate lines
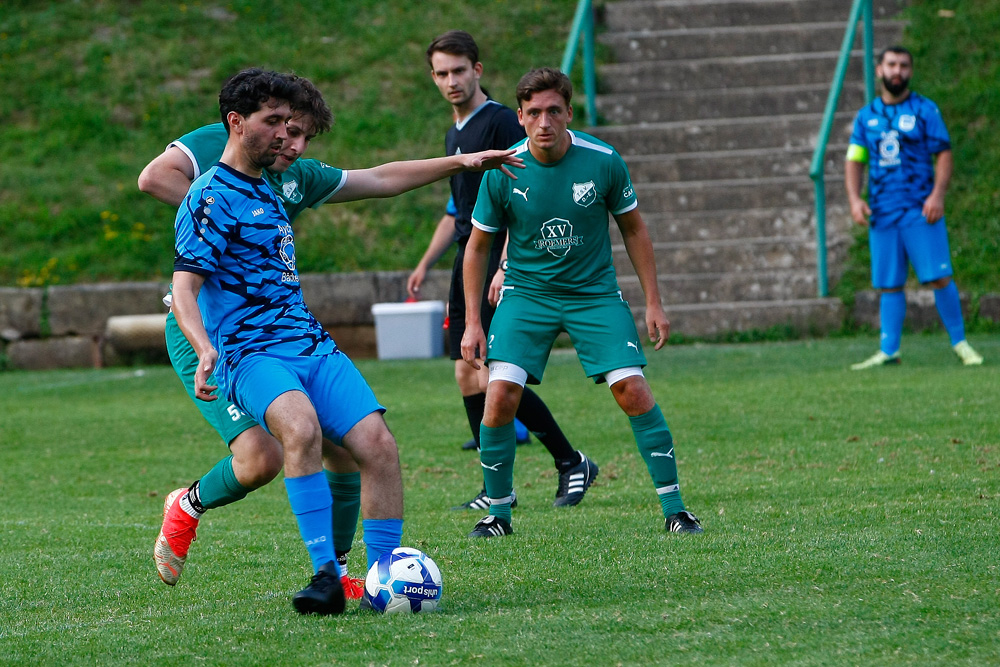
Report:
446,100,525,241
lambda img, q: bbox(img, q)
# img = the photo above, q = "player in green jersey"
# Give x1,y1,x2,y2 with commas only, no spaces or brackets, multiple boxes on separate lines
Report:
139,73,522,592
461,67,702,538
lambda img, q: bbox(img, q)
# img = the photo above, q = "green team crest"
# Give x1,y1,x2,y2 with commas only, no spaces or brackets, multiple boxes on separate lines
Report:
572,181,596,208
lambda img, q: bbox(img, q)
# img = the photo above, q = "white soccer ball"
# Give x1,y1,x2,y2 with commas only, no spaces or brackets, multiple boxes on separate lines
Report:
361,547,443,614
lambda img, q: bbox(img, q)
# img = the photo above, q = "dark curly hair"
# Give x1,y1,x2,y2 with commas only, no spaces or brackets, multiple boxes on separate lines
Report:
218,68,300,132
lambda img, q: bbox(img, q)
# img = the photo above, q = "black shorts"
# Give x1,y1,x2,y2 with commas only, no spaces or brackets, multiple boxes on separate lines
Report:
448,236,504,360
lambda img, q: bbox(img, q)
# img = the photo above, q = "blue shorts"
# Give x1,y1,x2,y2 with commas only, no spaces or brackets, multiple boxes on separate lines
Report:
229,351,385,445
870,209,953,289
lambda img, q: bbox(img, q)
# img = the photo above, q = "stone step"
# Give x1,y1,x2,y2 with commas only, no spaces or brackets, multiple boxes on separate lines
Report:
597,82,868,124
622,297,846,338
631,205,852,244
600,20,905,62
591,113,853,156
611,236,850,277
617,269,831,304
633,176,845,213
598,51,864,94
625,145,846,183
603,0,905,32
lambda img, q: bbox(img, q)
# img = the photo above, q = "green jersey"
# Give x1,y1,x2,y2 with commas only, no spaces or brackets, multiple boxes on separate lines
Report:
472,130,637,295
170,123,347,221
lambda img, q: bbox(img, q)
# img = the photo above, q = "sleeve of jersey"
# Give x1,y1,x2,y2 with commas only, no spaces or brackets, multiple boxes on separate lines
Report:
846,114,869,162
606,153,638,215
173,186,233,277
471,172,502,233
922,101,951,154
169,123,228,181
299,160,348,208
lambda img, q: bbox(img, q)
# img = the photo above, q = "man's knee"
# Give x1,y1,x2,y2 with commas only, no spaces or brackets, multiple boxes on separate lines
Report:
610,376,655,416
230,427,283,488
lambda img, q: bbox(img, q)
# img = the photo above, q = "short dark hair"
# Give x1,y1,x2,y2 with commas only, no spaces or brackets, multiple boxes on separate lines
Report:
426,30,479,67
218,68,300,133
288,74,333,136
516,67,573,107
878,45,913,65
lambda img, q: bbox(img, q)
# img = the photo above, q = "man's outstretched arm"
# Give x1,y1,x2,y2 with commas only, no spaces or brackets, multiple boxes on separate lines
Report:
329,150,522,203
138,146,197,207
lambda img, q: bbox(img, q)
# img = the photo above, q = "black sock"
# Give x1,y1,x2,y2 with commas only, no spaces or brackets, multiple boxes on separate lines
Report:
462,393,486,448
516,388,577,469
187,479,207,514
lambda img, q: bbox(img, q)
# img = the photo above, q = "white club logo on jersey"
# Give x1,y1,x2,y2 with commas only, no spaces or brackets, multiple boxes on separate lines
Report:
572,181,597,208
282,180,304,204
278,223,298,284
867,118,879,127
898,114,916,132
535,218,584,258
627,341,639,353
878,130,901,167
513,187,529,201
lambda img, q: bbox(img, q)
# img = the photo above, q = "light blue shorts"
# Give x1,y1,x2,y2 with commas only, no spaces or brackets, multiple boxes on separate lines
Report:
229,351,385,445
870,209,953,289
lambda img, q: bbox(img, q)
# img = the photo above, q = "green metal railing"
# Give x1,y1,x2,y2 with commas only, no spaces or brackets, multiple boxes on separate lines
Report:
809,0,875,297
561,0,598,125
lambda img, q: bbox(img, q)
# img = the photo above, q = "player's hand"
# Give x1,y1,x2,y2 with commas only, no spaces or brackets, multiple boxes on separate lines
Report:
407,266,425,300
488,267,505,307
923,193,945,224
646,304,670,351
194,348,219,401
849,199,871,226
461,325,487,370
464,149,524,180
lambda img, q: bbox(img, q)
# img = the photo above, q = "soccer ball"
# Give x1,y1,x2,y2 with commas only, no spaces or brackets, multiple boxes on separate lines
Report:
361,547,442,614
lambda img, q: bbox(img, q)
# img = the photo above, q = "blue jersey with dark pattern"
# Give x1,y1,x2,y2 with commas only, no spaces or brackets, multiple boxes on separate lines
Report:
848,93,950,227
173,162,337,394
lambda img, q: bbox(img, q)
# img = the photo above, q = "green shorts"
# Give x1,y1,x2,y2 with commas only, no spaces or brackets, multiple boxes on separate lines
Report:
165,311,259,446
486,288,647,384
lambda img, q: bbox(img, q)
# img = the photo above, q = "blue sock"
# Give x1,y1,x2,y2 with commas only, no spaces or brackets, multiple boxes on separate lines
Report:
362,518,403,571
284,472,339,576
879,291,906,355
933,281,966,345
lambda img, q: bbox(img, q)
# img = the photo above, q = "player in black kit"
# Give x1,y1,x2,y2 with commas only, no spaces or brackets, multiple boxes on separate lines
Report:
407,31,599,511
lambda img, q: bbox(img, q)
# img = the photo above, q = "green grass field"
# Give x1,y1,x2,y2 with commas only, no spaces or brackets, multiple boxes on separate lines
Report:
2,336,998,665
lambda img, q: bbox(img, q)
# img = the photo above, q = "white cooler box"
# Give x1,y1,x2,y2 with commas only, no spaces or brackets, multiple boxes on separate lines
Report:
370,300,445,360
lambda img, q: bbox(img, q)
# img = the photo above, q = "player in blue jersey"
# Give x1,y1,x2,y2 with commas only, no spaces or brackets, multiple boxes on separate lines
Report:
461,67,702,539
167,68,521,615
141,73,521,599
846,46,983,369
408,31,599,512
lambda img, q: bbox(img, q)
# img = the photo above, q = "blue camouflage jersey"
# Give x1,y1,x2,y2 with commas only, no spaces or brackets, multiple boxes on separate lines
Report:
847,92,950,227
174,162,337,395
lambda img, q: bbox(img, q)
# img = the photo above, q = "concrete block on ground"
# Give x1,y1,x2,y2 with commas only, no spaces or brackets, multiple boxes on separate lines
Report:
8,336,99,370
851,289,970,331
0,287,43,340
326,325,377,360
48,282,169,336
978,294,1000,322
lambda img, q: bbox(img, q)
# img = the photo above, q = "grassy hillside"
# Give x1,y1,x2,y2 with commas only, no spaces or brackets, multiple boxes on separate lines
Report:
0,1,578,286
2,1,997,300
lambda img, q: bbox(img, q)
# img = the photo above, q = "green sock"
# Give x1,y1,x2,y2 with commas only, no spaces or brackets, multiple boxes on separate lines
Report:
325,470,361,558
629,404,685,517
197,455,252,510
480,421,516,522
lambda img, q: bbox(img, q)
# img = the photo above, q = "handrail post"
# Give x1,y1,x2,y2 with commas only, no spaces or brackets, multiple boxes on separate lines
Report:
561,0,597,126
583,5,598,126
863,0,875,102
810,0,867,298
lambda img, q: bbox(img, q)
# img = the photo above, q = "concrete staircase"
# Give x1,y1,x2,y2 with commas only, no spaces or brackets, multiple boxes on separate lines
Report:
590,0,906,337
